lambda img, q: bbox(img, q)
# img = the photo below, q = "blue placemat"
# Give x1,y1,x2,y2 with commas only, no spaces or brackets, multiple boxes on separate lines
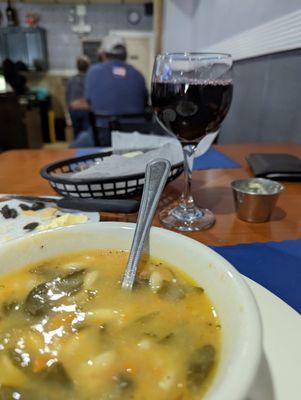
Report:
76,147,107,157
212,239,301,313
193,147,240,170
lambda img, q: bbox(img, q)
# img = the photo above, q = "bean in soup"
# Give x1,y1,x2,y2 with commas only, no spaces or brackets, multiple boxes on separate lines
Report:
0,250,220,399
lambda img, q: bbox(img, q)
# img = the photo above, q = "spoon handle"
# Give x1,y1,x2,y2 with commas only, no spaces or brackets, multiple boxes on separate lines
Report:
121,158,171,290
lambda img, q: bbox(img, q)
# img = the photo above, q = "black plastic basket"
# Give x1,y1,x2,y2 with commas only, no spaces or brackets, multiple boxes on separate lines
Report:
40,151,183,199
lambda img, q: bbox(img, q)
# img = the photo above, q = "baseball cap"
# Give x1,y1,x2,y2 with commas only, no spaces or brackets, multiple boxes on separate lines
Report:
99,34,126,55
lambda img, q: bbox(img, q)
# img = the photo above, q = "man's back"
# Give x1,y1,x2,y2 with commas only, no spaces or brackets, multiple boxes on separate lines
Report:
85,60,148,115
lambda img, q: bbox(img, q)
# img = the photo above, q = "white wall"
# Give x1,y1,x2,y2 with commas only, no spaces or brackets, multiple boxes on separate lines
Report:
0,2,153,70
163,0,197,52
163,0,301,52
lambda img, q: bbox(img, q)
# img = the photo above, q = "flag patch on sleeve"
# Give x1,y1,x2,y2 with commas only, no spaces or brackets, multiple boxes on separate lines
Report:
113,67,127,77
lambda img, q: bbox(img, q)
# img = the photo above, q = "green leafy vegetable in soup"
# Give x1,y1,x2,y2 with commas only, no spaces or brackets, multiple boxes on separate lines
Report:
0,250,220,399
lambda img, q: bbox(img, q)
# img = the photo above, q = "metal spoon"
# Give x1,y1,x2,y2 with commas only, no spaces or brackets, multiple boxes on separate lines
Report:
121,158,171,291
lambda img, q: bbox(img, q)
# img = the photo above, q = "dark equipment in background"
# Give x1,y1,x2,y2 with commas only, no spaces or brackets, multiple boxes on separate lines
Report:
6,0,18,27
0,27,48,71
144,3,153,16
144,3,154,17
0,92,43,150
0,57,50,149
0,93,26,148
2,58,28,94
82,40,101,64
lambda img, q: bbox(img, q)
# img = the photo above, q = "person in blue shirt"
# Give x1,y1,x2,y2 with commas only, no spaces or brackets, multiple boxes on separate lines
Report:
70,35,148,147
66,55,90,138
86,35,148,115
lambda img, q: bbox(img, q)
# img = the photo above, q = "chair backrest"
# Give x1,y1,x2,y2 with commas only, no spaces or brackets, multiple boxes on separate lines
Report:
89,111,166,146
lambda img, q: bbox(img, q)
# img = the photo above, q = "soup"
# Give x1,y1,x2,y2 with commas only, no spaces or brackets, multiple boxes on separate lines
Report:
0,250,220,399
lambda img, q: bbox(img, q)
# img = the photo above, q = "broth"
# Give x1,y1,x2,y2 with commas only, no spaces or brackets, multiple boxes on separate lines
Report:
0,250,220,399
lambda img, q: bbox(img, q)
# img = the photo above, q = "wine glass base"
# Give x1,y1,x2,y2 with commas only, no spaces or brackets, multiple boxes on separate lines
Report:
159,205,215,232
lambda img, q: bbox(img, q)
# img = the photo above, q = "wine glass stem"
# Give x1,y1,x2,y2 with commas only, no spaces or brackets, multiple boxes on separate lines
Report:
180,144,196,211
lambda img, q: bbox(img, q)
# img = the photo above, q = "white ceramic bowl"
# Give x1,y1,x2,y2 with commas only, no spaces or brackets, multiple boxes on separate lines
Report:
0,222,262,400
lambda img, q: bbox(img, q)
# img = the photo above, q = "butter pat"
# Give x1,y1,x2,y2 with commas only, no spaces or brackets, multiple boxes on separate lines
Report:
38,213,88,231
22,207,58,218
39,207,58,219
123,151,143,158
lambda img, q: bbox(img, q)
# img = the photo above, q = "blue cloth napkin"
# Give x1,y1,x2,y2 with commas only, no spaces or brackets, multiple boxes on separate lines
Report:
212,239,301,313
193,147,240,170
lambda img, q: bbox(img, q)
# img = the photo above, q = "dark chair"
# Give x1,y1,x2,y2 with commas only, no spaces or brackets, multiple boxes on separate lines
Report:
89,111,166,147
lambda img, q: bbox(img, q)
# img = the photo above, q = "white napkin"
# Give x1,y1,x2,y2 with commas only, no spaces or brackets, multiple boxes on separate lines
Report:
194,131,219,157
111,131,174,151
62,131,218,181
68,139,183,180
184,131,219,171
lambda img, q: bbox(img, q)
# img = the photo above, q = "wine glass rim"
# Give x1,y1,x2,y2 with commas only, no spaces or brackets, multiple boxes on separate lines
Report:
158,52,232,59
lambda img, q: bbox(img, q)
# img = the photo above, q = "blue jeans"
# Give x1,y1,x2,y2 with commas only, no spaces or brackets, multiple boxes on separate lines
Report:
69,129,94,148
69,109,90,138
69,127,112,148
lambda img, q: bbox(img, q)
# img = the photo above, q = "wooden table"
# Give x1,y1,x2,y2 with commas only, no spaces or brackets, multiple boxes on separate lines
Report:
0,143,300,247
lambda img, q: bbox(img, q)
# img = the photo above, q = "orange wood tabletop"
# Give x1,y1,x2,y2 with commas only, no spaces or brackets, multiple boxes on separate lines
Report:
0,143,300,247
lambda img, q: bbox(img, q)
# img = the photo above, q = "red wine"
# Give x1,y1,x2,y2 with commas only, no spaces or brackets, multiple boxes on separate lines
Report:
151,80,233,143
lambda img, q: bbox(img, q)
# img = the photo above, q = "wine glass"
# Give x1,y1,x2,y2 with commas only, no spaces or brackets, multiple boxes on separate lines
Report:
151,53,233,231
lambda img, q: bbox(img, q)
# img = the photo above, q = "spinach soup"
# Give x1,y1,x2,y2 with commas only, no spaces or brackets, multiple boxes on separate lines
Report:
0,250,220,399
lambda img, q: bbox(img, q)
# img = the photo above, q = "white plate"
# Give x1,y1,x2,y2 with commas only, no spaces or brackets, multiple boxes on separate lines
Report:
0,196,99,244
244,277,301,399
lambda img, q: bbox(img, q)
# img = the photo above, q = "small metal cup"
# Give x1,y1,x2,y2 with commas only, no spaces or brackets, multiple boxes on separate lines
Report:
231,178,284,222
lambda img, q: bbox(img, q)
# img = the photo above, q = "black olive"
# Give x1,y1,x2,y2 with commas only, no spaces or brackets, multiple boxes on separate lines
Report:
23,222,39,232
19,203,31,211
31,202,46,211
1,205,18,219
19,202,45,212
